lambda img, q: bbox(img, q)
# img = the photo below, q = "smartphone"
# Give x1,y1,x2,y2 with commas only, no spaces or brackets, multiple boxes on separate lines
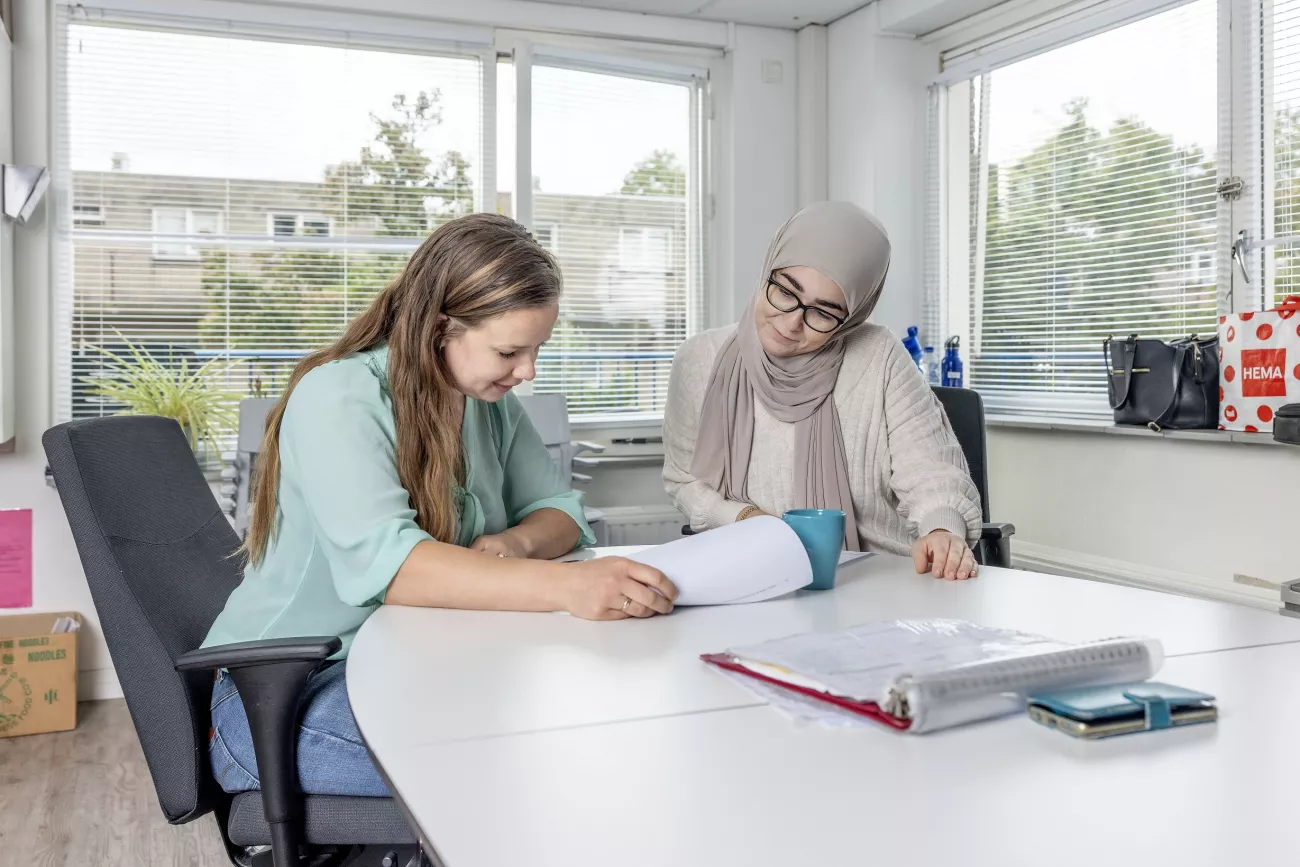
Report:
1028,701,1218,739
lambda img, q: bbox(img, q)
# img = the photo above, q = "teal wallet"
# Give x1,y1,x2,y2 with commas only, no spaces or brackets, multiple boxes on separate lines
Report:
1027,682,1217,738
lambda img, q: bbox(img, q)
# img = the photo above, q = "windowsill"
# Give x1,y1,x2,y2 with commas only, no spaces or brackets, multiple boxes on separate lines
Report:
571,415,663,434
987,415,1298,448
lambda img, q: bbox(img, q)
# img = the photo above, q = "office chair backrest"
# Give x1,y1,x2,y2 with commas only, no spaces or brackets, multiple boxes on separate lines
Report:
930,386,992,523
234,398,278,538
515,392,574,478
43,416,243,824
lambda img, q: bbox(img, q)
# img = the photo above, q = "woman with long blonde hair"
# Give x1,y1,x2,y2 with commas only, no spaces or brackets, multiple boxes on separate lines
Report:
203,213,675,798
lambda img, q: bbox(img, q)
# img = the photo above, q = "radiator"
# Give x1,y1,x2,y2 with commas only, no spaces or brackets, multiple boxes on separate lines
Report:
592,505,686,546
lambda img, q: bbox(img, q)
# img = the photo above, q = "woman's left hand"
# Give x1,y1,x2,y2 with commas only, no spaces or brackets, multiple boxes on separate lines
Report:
470,532,530,559
912,530,977,580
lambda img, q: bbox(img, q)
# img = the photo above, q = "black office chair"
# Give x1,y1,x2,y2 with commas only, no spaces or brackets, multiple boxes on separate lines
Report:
931,386,1015,568
43,416,422,867
680,387,1015,568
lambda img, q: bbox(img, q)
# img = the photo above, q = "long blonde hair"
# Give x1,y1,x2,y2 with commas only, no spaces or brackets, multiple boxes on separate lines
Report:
243,213,561,566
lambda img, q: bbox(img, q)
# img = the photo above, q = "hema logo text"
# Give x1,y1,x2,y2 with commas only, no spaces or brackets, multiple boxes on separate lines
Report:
1242,349,1287,397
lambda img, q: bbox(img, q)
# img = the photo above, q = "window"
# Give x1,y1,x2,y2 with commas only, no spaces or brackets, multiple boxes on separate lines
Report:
72,203,103,226
529,63,707,419
1264,0,1300,307
533,224,557,251
618,226,671,272
269,213,297,238
150,208,222,260
54,8,711,428
56,10,486,428
268,213,333,237
302,216,332,236
934,0,1219,416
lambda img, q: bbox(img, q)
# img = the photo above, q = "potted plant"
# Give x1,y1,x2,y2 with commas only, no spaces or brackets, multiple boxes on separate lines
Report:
80,335,242,473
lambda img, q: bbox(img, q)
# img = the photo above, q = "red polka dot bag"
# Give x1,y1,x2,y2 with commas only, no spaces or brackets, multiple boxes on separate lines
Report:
1218,295,1300,432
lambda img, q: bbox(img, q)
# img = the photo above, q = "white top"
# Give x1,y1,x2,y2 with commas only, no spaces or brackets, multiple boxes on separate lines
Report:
347,555,1300,867
349,553,1300,751
662,324,983,554
389,642,1300,867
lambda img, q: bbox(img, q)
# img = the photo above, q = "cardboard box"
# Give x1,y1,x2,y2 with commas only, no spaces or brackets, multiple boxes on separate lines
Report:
0,612,80,738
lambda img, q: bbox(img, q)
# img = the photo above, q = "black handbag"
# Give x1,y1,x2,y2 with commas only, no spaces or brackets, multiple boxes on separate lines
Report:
1275,404,1300,445
1104,334,1220,431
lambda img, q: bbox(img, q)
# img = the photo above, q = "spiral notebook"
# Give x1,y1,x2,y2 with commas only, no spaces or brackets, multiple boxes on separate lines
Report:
701,619,1164,733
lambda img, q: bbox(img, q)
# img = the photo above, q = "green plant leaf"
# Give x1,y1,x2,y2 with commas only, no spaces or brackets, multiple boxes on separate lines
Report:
81,331,243,457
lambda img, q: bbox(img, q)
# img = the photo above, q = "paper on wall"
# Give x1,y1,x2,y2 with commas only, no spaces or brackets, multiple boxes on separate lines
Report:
0,510,33,609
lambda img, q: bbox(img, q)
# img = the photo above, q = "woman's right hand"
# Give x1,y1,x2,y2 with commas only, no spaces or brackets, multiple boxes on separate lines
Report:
557,557,678,620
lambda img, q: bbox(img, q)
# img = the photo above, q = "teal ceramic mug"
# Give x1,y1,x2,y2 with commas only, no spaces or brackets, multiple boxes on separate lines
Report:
782,509,845,591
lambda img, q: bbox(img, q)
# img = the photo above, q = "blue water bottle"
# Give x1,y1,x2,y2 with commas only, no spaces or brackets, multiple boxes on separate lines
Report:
902,326,923,372
941,336,964,388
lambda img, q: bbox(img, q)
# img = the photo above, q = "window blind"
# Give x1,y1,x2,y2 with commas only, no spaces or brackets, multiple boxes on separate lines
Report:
528,63,707,420
54,7,488,433
1267,0,1300,307
953,0,1219,415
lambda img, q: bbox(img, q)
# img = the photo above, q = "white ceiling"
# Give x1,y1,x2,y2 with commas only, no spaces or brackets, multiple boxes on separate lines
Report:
532,0,875,29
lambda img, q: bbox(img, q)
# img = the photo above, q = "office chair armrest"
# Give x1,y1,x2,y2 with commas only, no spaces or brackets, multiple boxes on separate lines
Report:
175,636,341,672
978,523,1016,571
979,522,1016,541
176,636,341,866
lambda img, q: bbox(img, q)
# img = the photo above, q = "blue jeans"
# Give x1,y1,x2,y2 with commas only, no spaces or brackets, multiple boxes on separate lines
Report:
209,660,390,797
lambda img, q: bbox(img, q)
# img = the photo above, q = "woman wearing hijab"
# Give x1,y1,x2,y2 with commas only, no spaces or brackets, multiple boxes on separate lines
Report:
662,201,983,580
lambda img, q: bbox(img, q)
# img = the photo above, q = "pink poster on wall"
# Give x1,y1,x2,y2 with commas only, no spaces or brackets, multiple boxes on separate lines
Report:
0,509,33,608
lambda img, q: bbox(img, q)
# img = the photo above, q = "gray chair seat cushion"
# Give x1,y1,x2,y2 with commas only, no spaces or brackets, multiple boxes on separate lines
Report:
227,794,416,847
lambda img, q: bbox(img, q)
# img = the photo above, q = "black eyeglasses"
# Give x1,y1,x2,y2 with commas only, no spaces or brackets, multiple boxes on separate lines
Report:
765,277,846,334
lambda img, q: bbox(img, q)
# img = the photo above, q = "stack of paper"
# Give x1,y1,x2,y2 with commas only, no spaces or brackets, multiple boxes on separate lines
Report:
704,619,1164,733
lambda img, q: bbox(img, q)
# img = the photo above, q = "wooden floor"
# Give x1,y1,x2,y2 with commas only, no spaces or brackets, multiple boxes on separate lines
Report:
0,699,232,866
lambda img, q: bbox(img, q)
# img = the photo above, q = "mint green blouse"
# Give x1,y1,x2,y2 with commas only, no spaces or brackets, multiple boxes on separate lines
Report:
202,346,594,658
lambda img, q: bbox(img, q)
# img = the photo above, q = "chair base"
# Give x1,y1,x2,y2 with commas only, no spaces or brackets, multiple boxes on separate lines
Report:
241,847,428,867
239,843,430,867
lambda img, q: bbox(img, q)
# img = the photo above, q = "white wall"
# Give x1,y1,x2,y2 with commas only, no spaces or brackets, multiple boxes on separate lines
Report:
0,0,120,699
827,4,934,338
796,24,829,207
2,1,797,699
715,23,799,322
989,429,1300,592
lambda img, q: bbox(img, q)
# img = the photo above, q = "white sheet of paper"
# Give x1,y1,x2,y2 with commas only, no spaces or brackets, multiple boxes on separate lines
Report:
837,550,872,567
559,517,812,606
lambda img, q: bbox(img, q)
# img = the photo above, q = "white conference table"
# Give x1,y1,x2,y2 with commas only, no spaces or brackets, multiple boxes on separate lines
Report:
348,551,1300,866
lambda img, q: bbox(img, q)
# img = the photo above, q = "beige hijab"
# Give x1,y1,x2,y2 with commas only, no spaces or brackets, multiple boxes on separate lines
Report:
690,201,891,551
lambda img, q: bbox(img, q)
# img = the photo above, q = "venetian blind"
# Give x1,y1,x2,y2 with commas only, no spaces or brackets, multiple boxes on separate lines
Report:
527,61,707,420
941,0,1220,415
53,6,489,431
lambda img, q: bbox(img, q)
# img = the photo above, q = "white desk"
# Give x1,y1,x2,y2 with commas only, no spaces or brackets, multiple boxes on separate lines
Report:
375,643,1300,867
347,552,1300,866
